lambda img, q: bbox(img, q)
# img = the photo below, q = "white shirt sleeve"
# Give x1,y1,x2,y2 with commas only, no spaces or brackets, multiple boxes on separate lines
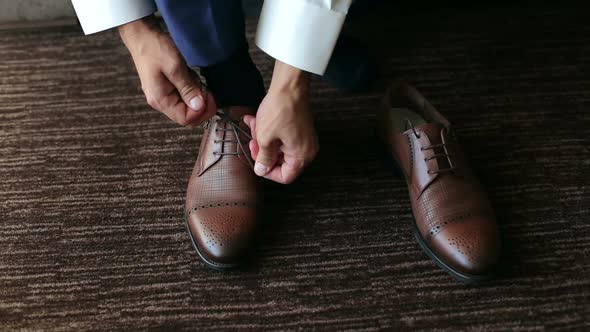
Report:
255,0,352,75
71,0,156,35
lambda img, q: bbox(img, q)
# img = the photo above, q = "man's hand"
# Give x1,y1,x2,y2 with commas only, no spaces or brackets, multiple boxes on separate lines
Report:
119,16,216,127
243,61,319,184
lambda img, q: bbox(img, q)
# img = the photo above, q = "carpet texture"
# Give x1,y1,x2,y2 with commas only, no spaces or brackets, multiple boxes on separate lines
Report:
0,4,589,331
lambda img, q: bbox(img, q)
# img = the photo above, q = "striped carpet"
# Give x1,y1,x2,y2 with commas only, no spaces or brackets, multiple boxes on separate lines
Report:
0,5,589,331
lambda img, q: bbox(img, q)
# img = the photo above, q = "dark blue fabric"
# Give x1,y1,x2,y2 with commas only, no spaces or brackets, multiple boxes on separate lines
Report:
155,0,246,67
200,40,266,108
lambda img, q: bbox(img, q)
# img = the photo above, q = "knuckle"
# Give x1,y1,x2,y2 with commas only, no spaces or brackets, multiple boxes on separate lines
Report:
166,62,184,80
178,84,197,98
258,153,273,163
145,94,159,109
167,58,183,71
257,135,273,148
282,176,295,185
258,143,271,152
177,117,190,127
257,140,270,149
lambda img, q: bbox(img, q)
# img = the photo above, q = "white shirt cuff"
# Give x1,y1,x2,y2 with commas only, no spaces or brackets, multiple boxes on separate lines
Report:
71,0,156,35
255,0,351,75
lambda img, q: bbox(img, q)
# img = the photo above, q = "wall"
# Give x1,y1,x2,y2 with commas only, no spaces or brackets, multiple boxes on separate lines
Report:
0,0,74,23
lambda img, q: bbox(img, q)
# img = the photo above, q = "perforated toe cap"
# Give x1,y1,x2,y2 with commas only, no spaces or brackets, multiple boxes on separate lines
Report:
430,216,501,276
187,204,259,266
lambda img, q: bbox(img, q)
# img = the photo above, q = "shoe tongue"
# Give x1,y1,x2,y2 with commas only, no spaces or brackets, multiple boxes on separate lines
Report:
413,123,453,171
413,123,445,143
219,107,254,163
224,107,256,121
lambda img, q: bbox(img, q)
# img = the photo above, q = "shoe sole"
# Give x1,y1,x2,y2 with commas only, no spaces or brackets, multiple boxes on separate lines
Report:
183,211,243,272
375,132,494,285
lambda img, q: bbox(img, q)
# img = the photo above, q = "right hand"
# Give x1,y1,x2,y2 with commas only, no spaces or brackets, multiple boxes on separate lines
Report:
119,16,216,127
242,61,318,185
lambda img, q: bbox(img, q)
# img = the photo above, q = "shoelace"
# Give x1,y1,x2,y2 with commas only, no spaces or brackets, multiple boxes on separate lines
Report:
211,110,254,169
406,118,457,175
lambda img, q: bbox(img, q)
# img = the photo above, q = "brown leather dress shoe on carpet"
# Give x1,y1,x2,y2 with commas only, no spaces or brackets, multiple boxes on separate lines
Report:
185,107,262,270
377,83,501,284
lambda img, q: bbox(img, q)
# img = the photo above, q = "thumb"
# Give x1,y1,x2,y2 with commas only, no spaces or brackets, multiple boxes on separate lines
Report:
242,115,256,138
167,67,206,112
254,140,279,176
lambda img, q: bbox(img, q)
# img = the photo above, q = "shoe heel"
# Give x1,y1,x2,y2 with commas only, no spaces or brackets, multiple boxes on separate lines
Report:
373,131,403,177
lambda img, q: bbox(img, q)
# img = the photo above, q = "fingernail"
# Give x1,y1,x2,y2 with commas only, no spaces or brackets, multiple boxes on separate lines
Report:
189,96,204,111
254,162,268,176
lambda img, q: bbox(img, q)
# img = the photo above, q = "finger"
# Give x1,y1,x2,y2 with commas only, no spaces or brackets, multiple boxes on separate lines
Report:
243,115,256,138
254,140,279,176
165,65,206,112
249,139,259,161
142,73,188,123
190,92,218,126
171,89,217,127
147,87,204,127
148,86,191,125
277,151,285,164
263,159,305,184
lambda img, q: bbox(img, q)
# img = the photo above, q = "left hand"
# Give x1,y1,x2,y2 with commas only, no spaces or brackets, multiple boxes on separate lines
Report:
243,61,319,184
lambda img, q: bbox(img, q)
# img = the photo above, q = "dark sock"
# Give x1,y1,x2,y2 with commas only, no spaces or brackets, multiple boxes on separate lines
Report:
200,40,266,108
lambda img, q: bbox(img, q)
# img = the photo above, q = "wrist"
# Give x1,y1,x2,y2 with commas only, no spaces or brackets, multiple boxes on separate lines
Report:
118,16,160,51
269,61,310,96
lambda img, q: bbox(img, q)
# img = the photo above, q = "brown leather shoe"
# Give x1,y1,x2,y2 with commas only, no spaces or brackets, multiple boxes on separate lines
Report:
378,83,501,284
184,107,262,270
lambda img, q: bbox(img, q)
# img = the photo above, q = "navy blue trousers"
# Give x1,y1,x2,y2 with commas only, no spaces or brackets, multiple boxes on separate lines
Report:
155,0,373,107
155,0,265,108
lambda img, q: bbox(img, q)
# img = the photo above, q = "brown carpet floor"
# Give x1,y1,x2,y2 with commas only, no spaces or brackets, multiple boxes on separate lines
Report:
0,4,589,331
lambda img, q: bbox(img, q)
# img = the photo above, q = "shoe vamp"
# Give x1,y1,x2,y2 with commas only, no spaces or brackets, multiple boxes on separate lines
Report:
410,175,493,236
186,154,258,213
